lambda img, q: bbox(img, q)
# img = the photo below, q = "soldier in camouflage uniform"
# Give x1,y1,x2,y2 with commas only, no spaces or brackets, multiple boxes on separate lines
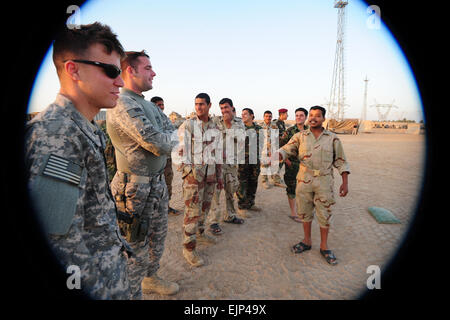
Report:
280,108,308,222
107,51,179,299
151,96,181,216
236,108,263,216
208,98,245,235
277,106,350,265
25,23,131,299
260,110,279,189
97,120,117,183
271,108,289,188
178,93,223,267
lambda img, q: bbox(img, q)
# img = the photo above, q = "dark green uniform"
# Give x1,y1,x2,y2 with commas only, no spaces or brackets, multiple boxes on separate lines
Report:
280,124,307,198
237,122,262,209
272,119,288,183
273,119,287,141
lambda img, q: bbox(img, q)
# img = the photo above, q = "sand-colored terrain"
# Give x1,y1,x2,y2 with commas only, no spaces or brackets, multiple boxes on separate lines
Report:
144,133,426,300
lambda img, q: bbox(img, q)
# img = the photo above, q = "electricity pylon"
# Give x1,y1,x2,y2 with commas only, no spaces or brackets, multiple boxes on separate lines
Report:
327,1,349,121
370,99,398,121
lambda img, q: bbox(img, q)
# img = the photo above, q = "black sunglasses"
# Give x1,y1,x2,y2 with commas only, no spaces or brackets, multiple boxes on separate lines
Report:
71,59,122,79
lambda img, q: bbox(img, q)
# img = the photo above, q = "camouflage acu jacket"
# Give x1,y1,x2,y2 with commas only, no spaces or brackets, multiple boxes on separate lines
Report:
25,94,130,299
106,88,175,176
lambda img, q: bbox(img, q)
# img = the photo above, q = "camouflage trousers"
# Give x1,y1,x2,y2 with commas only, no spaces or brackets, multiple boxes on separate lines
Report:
110,171,169,300
237,163,260,209
260,163,281,183
296,173,336,228
182,172,216,251
284,160,299,199
164,156,173,200
51,240,131,300
209,165,239,223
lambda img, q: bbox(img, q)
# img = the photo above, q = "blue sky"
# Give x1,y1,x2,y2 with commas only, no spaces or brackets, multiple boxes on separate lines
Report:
28,0,424,122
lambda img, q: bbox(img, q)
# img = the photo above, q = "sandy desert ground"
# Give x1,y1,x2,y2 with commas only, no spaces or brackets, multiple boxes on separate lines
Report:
143,133,426,300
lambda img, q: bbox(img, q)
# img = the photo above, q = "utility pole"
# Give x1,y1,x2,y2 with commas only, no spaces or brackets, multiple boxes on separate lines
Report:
361,76,369,122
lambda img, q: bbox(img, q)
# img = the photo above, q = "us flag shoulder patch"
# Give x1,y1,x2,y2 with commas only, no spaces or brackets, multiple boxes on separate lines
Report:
127,107,142,118
42,154,83,186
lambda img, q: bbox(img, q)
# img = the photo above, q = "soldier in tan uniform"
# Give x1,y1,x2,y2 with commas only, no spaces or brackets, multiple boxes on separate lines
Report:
277,106,349,265
208,98,245,235
260,111,280,189
280,107,309,222
178,93,223,267
271,108,288,188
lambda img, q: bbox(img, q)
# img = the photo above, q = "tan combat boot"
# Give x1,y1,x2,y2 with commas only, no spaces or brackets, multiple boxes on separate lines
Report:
273,181,287,188
142,274,179,295
183,248,204,267
261,176,271,189
197,232,217,245
262,181,270,189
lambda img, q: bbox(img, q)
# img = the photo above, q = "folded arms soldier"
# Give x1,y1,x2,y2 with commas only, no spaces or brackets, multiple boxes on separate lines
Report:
107,51,179,299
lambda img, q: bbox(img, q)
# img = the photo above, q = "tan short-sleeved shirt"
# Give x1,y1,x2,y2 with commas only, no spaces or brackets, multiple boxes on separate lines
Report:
280,128,350,181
